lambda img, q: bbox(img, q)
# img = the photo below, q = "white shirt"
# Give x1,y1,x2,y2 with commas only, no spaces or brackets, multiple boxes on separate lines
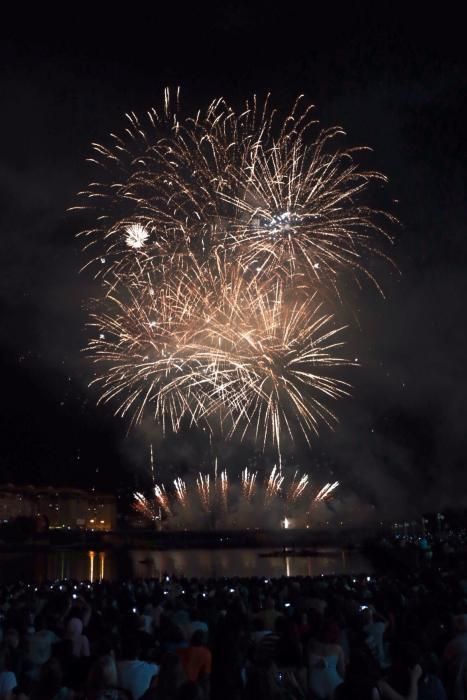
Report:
118,659,159,700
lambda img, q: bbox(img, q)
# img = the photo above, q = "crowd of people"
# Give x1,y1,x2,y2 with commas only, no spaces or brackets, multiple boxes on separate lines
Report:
1,545,467,700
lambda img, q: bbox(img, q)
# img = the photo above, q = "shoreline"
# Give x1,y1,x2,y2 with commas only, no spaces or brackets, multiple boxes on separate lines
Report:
0,525,377,553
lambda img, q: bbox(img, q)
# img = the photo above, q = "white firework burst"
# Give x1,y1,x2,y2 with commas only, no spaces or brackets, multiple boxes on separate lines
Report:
125,223,149,249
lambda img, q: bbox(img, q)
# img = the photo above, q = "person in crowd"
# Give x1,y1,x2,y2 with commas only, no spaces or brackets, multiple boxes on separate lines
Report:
25,616,59,680
177,630,211,694
140,652,185,700
255,597,282,633
362,605,390,669
117,636,159,700
0,533,461,700
0,647,16,700
30,657,73,700
86,655,130,700
64,618,90,659
307,620,345,699
443,613,467,700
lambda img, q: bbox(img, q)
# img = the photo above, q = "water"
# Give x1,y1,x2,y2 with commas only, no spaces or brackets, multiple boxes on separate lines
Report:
0,547,371,583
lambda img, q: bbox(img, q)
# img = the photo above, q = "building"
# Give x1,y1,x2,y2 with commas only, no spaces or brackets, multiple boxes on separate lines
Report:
0,484,117,530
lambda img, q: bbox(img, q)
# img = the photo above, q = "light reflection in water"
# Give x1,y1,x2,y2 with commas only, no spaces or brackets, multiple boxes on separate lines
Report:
88,550,95,581
99,552,105,581
131,548,372,579
0,547,372,583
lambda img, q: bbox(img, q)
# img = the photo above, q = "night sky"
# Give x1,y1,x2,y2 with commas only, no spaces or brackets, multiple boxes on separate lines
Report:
1,5,466,518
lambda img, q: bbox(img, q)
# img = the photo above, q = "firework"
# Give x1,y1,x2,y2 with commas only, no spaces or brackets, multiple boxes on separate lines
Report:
133,491,158,521
314,481,339,502
132,463,339,529
75,91,394,291
88,259,353,453
241,468,257,501
196,473,211,512
154,485,172,516
287,471,309,503
78,90,393,466
265,465,284,502
219,469,229,510
173,477,187,508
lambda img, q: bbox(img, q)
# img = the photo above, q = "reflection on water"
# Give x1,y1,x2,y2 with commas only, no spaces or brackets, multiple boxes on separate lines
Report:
88,551,107,582
129,548,371,580
0,547,371,582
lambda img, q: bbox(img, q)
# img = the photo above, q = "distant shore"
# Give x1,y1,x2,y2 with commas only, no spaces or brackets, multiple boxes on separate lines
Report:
0,525,379,552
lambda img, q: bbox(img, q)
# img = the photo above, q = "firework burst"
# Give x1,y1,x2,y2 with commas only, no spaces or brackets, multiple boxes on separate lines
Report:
77,90,394,472
75,91,395,290
88,259,353,453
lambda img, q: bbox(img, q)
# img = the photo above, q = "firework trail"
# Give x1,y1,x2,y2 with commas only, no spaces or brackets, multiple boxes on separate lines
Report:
219,469,229,511
287,471,309,503
149,444,155,486
241,468,257,501
132,465,340,528
154,485,172,516
133,491,158,521
173,477,187,508
196,473,211,512
265,465,285,502
314,481,339,502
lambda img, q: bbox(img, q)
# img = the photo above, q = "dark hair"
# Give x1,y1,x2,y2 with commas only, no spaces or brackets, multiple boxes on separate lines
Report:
177,681,205,700
122,635,142,660
156,653,186,699
190,629,206,646
335,648,381,700
34,658,64,700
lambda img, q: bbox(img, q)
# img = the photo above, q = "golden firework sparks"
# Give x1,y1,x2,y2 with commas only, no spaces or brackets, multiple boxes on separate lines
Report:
287,471,309,502
173,477,188,508
77,90,394,465
314,481,339,502
196,472,211,512
265,465,284,502
133,491,158,521
74,91,395,290
154,485,172,516
241,468,257,501
87,258,354,457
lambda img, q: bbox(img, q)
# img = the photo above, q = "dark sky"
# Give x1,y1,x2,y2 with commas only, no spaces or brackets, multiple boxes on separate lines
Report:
0,5,466,517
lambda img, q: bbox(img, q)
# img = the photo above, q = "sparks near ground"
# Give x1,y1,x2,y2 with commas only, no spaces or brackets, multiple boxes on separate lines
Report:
132,463,339,530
